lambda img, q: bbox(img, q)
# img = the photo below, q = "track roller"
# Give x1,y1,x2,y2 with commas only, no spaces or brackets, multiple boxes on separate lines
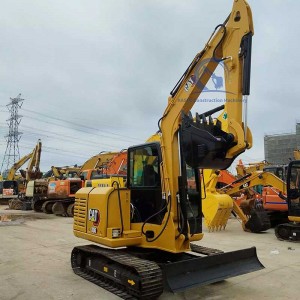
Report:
8,199,23,210
52,202,68,216
42,201,54,214
32,199,43,212
67,203,74,217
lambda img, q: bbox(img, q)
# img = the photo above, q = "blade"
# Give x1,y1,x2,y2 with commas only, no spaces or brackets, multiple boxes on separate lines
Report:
163,247,264,292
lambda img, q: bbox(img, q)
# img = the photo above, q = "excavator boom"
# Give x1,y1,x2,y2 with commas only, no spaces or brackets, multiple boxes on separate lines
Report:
6,152,33,180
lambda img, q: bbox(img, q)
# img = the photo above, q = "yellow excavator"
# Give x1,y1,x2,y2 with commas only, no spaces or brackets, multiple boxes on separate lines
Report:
236,160,268,177
8,140,43,210
50,165,81,180
71,1,263,298
275,159,300,241
0,140,41,203
0,152,32,201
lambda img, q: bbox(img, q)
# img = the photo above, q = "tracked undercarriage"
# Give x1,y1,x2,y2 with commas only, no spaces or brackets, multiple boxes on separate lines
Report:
71,244,263,299
275,223,300,241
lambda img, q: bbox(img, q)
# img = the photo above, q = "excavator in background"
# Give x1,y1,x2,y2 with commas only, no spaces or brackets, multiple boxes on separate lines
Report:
23,139,43,182
84,150,127,188
50,165,81,180
0,140,41,203
236,160,290,225
41,165,80,180
43,178,83,216
263,164,287,181
8,140,43,209
26,165,81,213
219,170,287,232
275,159,300,241
79,151,122,181
0,152,33,201
236,159,268,177
71,1,264,298
33,151,125,217
201,167,272,233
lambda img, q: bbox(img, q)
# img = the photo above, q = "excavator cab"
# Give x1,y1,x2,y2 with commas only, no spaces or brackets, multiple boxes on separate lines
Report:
275,160,300,241
128,143,164,224
286,161,300,219
128,142,202,233
263,165,287,181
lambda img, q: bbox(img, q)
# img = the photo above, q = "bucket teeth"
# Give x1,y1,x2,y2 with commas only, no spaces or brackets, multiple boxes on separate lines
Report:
203,195,233,232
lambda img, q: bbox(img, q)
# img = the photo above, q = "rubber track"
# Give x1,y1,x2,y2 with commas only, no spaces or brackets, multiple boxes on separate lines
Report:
275,223,300,242
71,245,163,300
190,243,224,255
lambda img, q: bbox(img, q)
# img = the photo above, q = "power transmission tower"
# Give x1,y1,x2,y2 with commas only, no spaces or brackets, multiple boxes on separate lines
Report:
0,94,24,173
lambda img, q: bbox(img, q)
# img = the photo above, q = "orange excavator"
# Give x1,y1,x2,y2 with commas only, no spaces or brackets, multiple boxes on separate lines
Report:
37,151,128,217
84,150,127,188
236,160,289,225
219,170,287,231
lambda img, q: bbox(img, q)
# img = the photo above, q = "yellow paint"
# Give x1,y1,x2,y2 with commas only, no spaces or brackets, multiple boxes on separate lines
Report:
73,0,255,253
128,280,135,286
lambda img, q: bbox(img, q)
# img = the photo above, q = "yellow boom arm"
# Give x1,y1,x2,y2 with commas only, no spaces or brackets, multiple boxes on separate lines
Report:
6,152,33,180
25,140,42,181
220,171,287,196
158,0,253,234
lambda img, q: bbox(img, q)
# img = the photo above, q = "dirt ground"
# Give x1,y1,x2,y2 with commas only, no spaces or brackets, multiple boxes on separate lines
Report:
0,206,299,300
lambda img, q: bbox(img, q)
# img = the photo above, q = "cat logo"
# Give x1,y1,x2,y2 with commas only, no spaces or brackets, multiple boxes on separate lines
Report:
88,209,100,225
184,74,196,92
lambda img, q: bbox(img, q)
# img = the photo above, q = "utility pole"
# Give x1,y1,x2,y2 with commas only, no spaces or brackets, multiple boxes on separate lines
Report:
0,94,24,173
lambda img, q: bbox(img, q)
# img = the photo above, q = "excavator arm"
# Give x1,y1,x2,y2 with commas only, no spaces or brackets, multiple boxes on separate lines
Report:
51,166,63,179
221,171,287,196
236,160,269,176
6,152,33,180
25,140,43,181
79,152,118,173
157,0,253,245
218,171,287,232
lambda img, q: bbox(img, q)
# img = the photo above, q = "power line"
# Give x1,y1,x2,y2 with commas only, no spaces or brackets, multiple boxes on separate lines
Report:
20,112,141,144
20,124,122,150
21,107,142,142
18,143,97,160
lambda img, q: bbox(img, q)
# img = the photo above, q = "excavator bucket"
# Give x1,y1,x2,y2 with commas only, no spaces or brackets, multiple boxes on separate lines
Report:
244,210,271,233
162,247,264,292
202,193,233,231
